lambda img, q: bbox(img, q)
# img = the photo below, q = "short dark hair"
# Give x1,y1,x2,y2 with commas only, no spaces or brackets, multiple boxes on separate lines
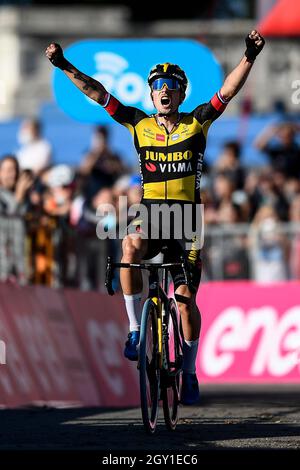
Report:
26,118,42,136
95,125,109,140
224,141,241,159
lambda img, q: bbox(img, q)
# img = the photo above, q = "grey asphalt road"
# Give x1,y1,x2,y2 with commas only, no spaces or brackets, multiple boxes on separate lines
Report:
0,386,299,453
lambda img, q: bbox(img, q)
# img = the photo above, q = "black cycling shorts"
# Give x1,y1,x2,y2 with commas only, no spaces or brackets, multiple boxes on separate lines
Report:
127,201,202,293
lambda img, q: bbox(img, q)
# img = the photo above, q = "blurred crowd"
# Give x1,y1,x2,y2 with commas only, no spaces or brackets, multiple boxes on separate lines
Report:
202,122,300,282
0,117,300,289
0,119,138,289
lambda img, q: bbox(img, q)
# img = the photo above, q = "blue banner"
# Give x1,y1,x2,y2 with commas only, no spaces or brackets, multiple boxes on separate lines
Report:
53,39,224,123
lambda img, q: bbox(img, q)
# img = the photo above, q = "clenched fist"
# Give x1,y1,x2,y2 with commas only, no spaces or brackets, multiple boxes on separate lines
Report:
245,30,265,62
45,43,66,69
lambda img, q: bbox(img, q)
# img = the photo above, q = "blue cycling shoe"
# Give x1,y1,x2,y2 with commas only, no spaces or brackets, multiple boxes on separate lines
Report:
124,331,140,361
181,372,200,405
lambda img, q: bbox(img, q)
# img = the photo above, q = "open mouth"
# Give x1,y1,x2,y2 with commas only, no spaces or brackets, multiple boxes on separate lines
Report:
161,96,171,106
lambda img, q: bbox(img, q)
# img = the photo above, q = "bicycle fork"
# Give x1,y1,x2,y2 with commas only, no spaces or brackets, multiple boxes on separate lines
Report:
152,266,169,372
152,296,163,370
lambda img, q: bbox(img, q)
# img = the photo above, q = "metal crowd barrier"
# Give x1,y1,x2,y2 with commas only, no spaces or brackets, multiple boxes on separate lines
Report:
203,222,300,281
1,213,299,287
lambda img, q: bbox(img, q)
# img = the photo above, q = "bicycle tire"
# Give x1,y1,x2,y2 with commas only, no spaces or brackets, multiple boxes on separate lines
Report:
161,298,183,431
139,298,160,434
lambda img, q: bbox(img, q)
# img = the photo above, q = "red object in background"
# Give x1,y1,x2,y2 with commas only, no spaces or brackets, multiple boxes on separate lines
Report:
258,0,300,36
0,284,80,406
32,286,101,406
0,283,140,408
64,289,139,407
0,298,33,407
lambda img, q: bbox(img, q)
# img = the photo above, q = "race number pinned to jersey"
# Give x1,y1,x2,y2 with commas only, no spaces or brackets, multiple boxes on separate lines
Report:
52,39,223,124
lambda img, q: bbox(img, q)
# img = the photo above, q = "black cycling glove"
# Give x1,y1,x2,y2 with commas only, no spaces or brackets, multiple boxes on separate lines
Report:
245,34,265,62
48,43,68,70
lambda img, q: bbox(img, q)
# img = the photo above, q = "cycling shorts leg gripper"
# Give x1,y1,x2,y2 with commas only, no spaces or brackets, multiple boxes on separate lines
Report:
174,294,192,306
171,259,202,294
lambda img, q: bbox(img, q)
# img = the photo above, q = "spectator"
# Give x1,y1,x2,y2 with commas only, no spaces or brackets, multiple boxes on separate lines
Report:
283,177,300,205
217,202,249,279
75,187,118,291
0,155,34,283
245,170,289,222
112,174,132,199
212,172,235,207
254,122,300,178
127,175,142,206
214,141,245,189
2,111,300,287
289,195,300,279
16,118,52,175
244,169,262,220
38,164,76,286
0,155,34,215
217,201,242,224
43,164,75,218
80,125,127,199
250,205,288,283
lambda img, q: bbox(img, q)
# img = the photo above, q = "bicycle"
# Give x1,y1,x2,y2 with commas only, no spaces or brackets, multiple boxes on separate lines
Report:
105,248,189,434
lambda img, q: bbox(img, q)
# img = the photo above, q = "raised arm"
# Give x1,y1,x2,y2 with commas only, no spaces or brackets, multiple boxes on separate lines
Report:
220,30,265,102
254,124,279,151
45,43,109,106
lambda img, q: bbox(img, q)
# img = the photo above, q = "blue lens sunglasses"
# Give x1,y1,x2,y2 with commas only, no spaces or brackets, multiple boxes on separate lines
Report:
151,77,181,91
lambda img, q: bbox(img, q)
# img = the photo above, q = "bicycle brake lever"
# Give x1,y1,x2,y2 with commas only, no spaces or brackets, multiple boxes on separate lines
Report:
180,255,191,287
105,256,115,295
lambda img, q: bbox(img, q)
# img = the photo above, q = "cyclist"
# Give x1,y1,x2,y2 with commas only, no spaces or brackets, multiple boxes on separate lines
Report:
46,30,264,405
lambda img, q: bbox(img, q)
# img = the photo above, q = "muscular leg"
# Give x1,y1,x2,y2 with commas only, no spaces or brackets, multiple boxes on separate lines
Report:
121,234,148,338
175,284,201,382
120,234,148,294
175,284,201,341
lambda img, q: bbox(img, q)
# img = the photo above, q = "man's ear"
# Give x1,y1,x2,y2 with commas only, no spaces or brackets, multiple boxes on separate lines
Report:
180,91,186,105
150,91,154,103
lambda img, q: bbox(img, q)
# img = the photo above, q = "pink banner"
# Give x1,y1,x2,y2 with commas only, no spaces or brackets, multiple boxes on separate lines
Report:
1,281,300,409
196,282,300,383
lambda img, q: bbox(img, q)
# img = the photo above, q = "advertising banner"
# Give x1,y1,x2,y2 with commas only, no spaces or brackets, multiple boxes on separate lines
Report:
197,282,300,383
1,281,299,409
53,39,223,123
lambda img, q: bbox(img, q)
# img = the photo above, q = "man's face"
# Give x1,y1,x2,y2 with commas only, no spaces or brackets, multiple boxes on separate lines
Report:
0,159,18,190
151,84,184,116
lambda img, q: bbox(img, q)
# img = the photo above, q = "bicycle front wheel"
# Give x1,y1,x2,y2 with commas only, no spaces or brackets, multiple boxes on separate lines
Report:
162,298,183,431
139,298,160,434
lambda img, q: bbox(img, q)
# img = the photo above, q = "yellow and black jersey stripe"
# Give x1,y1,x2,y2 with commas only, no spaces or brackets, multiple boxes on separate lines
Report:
103,91,228,203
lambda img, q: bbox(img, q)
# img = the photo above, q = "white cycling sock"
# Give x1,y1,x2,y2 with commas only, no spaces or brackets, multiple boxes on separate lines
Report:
183,339,199,374
123,293,142,332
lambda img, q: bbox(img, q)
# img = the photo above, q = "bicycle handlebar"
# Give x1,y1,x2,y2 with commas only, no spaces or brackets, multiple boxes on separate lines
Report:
105,256,191,296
